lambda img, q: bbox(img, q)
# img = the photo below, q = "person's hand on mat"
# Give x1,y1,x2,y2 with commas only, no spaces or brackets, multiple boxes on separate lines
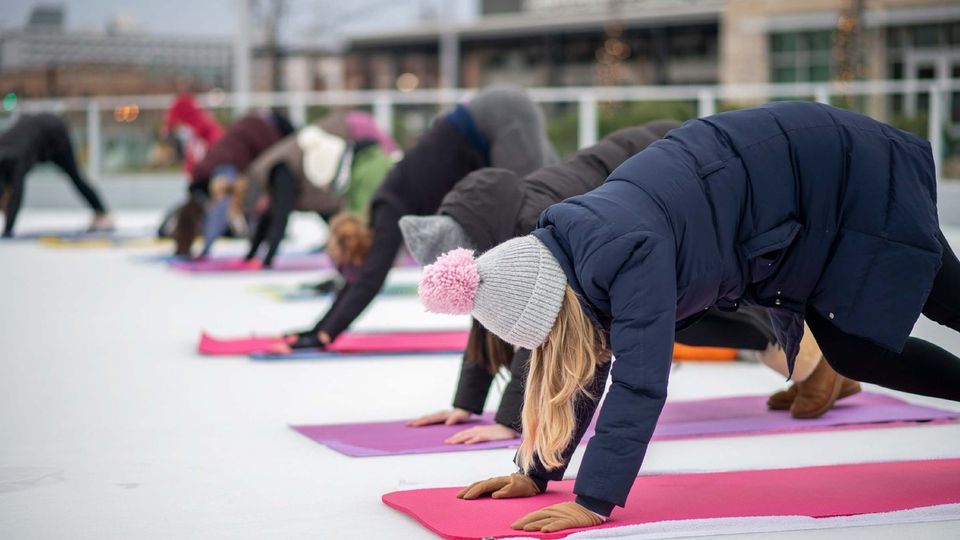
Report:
407,408,473,427
511,502,605,533
270,330,332,354
444,423,518,444
457,473,540,500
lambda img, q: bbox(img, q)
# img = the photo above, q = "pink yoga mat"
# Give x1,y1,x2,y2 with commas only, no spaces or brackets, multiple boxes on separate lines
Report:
198,330,469,357
197,332,287,355
383,458,960,539
291,392,958,457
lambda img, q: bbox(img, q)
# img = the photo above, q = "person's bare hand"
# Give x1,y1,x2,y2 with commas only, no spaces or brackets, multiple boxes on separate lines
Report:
407,408,473,427
444,423,518,444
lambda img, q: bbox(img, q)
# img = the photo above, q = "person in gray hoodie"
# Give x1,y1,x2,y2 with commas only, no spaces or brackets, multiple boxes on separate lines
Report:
273,86,557,353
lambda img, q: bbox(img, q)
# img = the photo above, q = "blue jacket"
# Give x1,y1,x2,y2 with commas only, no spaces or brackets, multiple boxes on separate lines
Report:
530,101,941,513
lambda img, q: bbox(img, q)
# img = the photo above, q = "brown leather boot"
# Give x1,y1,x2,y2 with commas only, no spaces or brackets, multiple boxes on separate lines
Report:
767,384,797,410
839,377,862,400
768,366,862,411
790,359,844,419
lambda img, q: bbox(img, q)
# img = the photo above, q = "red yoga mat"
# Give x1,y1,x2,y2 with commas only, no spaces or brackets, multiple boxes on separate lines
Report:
197,330,470,356
383,458,960,540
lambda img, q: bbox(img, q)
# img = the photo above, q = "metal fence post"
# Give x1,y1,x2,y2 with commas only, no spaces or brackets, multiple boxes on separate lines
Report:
814,86,830,104
289,93,307,128
928,84,944,184
374,93,394,139
578,92,598,149
86,100,101,179
697,89,716,117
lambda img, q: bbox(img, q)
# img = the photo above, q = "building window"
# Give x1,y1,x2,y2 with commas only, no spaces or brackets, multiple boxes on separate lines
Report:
769,30,833,83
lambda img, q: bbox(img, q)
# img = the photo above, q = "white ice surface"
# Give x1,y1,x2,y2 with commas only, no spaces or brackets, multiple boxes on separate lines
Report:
1,211,959,539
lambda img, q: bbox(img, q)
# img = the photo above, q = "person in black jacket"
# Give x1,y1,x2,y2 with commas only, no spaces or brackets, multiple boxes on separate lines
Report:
0,113,112,237
418,102,958,533
401,122,858,445
271,86,557,352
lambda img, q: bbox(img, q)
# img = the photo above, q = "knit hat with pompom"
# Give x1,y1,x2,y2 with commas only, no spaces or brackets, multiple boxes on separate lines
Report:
418,235,567,349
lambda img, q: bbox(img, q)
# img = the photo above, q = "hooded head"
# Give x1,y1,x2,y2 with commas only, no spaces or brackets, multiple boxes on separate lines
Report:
466,86,557,177
399,214,477,266
418,236,568,350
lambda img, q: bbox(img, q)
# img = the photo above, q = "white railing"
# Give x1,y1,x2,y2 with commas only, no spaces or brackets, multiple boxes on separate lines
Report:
9,78,960,181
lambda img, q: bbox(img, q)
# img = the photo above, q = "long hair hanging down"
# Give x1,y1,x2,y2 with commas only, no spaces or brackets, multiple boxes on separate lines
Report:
326,212,372,267
517,285,605,472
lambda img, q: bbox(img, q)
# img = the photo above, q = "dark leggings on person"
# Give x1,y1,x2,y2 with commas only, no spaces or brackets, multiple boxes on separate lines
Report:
246,164,297,266
50,138,107,213
809,231,960,401
676,308,775,351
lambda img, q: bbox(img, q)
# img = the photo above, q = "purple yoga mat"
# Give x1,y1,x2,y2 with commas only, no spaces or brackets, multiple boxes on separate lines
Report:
291,392,958,457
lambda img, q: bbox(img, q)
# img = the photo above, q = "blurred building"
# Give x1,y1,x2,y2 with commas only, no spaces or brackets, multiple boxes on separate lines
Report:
251,46,344,93
344,0,959,100
0,6,232,98
346,0,723,89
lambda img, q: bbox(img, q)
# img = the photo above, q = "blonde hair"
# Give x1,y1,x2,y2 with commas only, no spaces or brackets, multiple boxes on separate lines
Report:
326,212,373,266
517,285,607,472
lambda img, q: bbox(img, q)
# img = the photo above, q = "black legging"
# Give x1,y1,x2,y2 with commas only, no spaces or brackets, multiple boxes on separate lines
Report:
246,164,297,267
49,138,107,214
808,231,960,401
1,137,107,236
676,308,775,351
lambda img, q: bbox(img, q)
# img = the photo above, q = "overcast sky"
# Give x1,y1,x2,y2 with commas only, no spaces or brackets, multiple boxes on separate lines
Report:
0,0,477,44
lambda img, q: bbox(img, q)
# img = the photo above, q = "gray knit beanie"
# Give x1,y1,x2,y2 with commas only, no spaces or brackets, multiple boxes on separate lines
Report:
418,236,567,349
399,214,477,266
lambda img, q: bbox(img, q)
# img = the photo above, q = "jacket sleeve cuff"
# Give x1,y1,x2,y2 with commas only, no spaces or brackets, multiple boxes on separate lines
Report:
528,473,549,494
575,494,616,517
451,398,485,415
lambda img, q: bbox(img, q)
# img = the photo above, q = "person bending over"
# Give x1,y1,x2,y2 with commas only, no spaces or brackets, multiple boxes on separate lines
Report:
273,85,557,352
419,101,958,533
170,110,294,256
242,120,393,267
0,113,112,237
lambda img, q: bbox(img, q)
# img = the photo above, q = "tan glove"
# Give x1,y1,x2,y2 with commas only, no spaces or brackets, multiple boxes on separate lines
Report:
456,473,540,500
511,501,604,533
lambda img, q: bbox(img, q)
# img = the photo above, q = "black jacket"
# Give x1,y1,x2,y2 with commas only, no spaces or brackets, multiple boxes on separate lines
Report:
314,108,489,340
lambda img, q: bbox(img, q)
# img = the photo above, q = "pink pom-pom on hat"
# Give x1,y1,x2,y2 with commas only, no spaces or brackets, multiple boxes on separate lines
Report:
418,248,480,314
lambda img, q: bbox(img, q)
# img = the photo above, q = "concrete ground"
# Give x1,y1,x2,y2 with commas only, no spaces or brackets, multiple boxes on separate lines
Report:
1,211,958,539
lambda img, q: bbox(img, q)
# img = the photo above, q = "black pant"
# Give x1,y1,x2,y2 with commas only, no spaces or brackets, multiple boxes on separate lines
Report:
676,308,776,351
49,138,107,214
1,136,107,236
808,231,960,401
246,164,297,266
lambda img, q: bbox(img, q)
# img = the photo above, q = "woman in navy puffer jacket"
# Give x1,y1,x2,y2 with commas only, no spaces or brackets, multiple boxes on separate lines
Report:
418,101,959,533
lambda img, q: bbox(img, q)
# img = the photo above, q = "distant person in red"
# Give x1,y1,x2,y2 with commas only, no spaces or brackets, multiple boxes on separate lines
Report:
162,94,223,176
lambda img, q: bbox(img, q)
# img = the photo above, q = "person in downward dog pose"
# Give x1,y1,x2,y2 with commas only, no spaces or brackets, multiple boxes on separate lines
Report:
170,110,294,257
242,116,394,267
271,85,557,352
418,101,959,533
0,113,113,237
400,120,859,445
